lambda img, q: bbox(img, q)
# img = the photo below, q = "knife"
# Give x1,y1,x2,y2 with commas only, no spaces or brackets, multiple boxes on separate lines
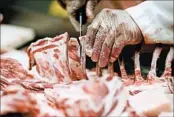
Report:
79,12,83,58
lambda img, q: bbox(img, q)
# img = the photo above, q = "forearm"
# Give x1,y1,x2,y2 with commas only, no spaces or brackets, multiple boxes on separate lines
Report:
126,1,174,44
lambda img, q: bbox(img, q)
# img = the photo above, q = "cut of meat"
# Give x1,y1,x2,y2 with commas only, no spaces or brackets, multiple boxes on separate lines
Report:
134,52,143,81
27,32,71,83
119,58,128,80
147,47,162,80
30,93,65,117
0,58,33,88
1,85,64,117
44,76,130,117
0,85,39,116
166,76,174,94
1,50,30,69
27,32,87,83
161,47,174,78
0,58,33,80
0,58,52,92
68,38,87,80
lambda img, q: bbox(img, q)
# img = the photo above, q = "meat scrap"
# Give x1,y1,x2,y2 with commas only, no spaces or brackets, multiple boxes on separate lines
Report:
27,32,87,83
0,58,33,90
0,85,39,116
44,76,141,117
0,57,53,92
1,85,64,117
0,58,33,81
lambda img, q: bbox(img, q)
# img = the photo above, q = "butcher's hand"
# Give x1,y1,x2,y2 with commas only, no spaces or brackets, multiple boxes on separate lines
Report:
57,0,99,31
85,9,143,68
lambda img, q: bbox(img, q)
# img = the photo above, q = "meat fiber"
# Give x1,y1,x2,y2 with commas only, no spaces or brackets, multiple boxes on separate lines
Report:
44,76,133,117
27,32,87,83
0,58,33,89
0,58,52,92
0,85,38,116
1,85,64,117
1,50,29,69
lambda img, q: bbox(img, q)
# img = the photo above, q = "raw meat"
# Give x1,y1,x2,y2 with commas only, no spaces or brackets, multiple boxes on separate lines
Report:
1,85,38,116
1,50,30,69
1,85,64,117
134,52,143,81
0,58,33,83
147,47,162,80
27,32,87,83
162,47,174,78
44,76,132,117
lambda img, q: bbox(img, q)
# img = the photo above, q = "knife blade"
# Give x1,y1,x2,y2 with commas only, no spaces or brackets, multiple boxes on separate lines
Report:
79,12,83,58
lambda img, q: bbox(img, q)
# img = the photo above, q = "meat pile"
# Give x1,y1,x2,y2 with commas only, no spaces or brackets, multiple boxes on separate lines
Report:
0,32,173,117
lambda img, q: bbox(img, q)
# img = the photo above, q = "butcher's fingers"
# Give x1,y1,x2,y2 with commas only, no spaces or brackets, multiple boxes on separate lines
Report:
91,28,107,62
98,31,115,68
109,35,125,63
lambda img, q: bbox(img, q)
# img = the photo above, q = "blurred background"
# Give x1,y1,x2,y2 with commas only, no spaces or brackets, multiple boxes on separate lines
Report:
0,0,144,38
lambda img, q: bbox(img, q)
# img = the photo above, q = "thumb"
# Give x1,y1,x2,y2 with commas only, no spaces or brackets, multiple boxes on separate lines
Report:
86,0,98,22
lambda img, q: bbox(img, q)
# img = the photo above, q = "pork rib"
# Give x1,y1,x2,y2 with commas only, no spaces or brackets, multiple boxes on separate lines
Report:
134,52,143,81
161,47,174,78
27,32,87,83
147,47,162,81
119,58,128,80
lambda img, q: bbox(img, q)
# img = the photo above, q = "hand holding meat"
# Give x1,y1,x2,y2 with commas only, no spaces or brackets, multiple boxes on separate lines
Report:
85,9,143,67
57,0,99,31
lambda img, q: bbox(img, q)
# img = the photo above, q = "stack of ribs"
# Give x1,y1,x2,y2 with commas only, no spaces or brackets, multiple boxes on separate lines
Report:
0,32,173,117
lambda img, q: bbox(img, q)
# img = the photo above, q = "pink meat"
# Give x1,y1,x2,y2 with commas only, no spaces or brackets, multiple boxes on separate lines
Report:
0,58,33,81
1,85,64,117
147,47,162,81
161,47,174,78
0,85,39,116
44,76,130,117
119,59,128,80
134,52,143,81
27,32,87,83
0,58,34,90
0,57,53,91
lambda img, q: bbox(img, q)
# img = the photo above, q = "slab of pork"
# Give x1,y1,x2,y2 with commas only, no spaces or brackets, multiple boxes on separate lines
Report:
44,76,142,117
27,32,87,83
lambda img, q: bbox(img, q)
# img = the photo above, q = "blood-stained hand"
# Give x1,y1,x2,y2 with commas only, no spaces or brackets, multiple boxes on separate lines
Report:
57,0,99,31
85,8,143,68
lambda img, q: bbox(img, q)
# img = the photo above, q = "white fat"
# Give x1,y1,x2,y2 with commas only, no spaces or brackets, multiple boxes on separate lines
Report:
129,90,172,116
